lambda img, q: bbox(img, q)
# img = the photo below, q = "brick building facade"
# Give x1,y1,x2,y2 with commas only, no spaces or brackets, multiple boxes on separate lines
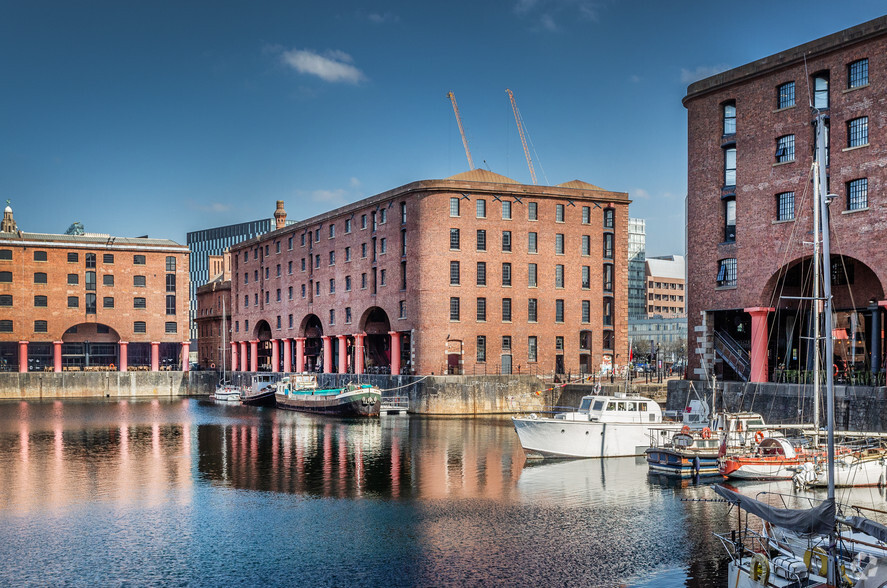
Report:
645,255,685,318
195,254,232,370
684,16,887,382
225,170,629,376
0,204,191,372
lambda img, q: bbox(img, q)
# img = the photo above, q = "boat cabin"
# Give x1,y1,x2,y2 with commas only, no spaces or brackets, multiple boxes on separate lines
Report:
556,395,662,423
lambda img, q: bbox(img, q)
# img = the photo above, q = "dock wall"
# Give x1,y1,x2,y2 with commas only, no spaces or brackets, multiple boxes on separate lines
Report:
667,380,887,433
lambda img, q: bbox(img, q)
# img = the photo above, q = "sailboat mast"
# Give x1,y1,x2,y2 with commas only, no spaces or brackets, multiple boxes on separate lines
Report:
221,296,227,379
812,144,821,448
815,112,837,585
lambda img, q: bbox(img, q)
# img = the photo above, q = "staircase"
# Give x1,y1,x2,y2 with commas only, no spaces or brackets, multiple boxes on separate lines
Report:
713,330,751,382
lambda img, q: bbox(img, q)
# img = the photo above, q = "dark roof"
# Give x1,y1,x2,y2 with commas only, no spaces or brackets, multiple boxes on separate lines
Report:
0,231,187,250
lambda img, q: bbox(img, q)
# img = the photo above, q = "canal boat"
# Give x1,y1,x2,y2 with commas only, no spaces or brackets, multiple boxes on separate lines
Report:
213,297,240,402
275,375,382,417
241,374,277,407
720,437,819,480
510,394,683,459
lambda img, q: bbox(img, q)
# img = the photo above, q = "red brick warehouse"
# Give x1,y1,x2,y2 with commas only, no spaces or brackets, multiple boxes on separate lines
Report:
0,205,191,372
684,16,887,383
228,170,629,376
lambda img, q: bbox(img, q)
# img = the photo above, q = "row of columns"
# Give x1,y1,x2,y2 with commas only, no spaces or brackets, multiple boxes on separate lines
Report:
17,341,190,373
231,331,403,375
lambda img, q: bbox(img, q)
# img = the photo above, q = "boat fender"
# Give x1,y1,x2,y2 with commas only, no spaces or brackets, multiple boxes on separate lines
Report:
701,427,712,440
770,555,808,580
803,547,828,577
749,553,769,585
754,431,765,444
681,425,691,435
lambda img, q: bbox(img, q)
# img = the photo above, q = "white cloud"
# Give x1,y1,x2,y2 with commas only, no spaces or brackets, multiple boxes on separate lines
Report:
629,74,641,83
633,188,650,200
367,12,399,24
680,64,730,84
312,189,348,204
514,0,602,24
349,177,361,188
189,200,232,213
279,49,366,84
539,14,558,32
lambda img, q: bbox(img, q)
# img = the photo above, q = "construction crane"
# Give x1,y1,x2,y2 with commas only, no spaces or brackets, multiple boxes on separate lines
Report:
447,91,474,170
506,88,537,185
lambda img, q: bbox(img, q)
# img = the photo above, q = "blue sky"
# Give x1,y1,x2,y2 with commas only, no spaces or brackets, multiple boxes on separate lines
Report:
2,1,885,256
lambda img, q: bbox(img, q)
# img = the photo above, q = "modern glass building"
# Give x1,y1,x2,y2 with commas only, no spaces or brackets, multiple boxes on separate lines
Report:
187,219,272,343
627,218,647,318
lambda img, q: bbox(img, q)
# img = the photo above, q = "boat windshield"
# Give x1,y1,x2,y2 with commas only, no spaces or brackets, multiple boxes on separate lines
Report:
578,398,594,412
592,400,604,412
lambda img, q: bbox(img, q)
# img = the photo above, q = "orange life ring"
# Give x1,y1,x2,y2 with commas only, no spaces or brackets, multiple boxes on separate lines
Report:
755,431,765,444
210,363,216,369
681,425,691,435
701,427,712,439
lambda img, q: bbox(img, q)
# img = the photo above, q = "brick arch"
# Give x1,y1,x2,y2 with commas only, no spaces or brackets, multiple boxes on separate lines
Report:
759,254,884,311
60,322,120,343
298,314,323,338
358,306,391,334
252,319,272,341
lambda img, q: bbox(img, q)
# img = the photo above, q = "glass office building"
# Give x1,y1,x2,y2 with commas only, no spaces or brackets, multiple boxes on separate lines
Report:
628,218,647,318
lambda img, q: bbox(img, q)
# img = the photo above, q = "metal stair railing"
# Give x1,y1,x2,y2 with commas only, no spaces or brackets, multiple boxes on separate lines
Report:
713,329,751,381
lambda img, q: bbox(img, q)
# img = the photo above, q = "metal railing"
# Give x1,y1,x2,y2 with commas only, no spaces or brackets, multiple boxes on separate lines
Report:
713,329,751,381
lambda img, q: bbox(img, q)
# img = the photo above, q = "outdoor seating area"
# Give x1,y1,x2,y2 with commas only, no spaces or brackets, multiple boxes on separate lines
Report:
772,368,886,386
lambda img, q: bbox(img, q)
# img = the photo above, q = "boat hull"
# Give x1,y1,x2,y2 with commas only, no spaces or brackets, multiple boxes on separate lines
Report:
645,448,721,478
242,389,276,407
276,387,381,417
511,416,680,459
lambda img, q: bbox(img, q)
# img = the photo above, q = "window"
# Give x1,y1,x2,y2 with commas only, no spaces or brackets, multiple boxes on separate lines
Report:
717,258,738,287
848,117,868,147
603,264,613,292
502,200,511,219
0,271,10,283
477,297,486,321
345,276,352,291
502,262,512,286
345,307,352,324
776,192,795,221
724,146,736,186
555,336,564,352
314,255,320,268
0,249,11,260
288,286,293,300
554,203,564,223
380,269,387,286
301,234,306,246
35,320,48,333
450,261,460,285
134,275,146,287
34,250,47,262
528,232,537,254
555,264,564,288
401,230,407,256
581,300,590,323
329,224,335,238
502,231,512,252
85,293,96,314
361,273,367,289
603,233,614,259
288,261,293,274
103,275,114,286
502,336,512,352
777,81,795,109
581,235,590,256
85,253,96,268
133,255,146,265
528,263,537,288
582,206,591,224
450,297,460,321
380,238,387,254
603,298,613,327
266,267,270,279
603,331,614,351
34,272,47,284
164,256,176,272
450,197,460,217
301,258,306,271
477,336,486,362
278,287,283,300
67,273,79,285
528,298,538,322
528,336,537,362
68,296,79,308
301,284,306,297
399,300,406,319
401,202,407,224
477,262,487,286
604,208,615,228
85,271,96,291
848,58,868,88
345,219,352,233
361,214,367,229
847,178,868,211
164,274,175,293
724,198,736,242
165,322,177,334
813,73,829,109
528,202,538,220
582,266,590,289
502,298,512,322
67,252,78,263
134,297,146,309
134,321,146,334
329,251,335,265
103,297,114,308
329,309,335,325
476,199,486,218
476,229,486,251
555,299,564,323
555,233,564,255
34,295,47,307
0,320,11,333
288,236,293,250
0,295,10,306
723,101,736,134
775,135,795,162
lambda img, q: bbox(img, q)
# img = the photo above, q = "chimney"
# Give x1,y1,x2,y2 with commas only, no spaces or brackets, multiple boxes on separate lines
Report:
274,200,287,230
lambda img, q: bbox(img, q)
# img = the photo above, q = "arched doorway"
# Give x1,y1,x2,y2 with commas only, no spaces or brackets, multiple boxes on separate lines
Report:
61,323,120,369
359,307,391,373
300,314,323,373
254,320,273,371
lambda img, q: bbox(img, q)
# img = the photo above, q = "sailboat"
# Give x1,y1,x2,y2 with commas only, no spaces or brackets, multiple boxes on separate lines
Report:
213,296,241,402
714,111,887,587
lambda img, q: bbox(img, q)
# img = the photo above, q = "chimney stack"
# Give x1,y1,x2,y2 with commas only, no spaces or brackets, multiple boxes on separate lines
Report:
274,200,287,230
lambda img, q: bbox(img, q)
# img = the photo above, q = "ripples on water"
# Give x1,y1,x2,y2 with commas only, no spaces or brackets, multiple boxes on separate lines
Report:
1,398,886,586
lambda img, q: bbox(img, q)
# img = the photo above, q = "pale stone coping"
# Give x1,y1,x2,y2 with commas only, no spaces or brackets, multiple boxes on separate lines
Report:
841,207,869,215
842,83,870,94
773,104,797,113
842,143,869,152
